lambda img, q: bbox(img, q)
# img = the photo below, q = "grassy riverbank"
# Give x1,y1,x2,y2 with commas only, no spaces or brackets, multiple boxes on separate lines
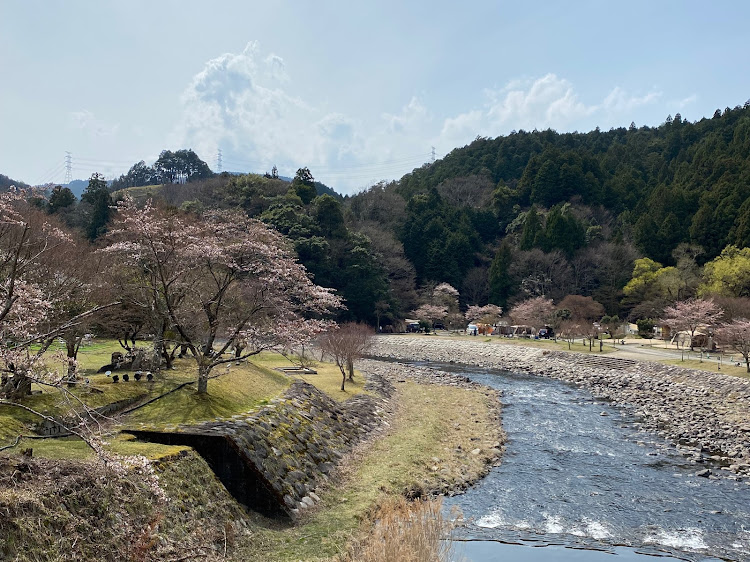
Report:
2,339,503,561
232,378,501,561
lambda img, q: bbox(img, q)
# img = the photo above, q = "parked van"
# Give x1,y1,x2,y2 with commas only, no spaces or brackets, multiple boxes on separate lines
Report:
538,327,554,339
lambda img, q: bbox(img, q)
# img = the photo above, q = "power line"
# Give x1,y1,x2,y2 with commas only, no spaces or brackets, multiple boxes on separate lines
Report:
35,160,66,186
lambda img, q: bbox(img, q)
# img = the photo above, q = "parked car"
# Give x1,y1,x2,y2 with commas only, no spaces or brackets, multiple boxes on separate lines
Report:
538,327,554,339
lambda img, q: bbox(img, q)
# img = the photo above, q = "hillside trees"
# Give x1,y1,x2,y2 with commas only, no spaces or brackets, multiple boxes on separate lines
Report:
488,242,513,307
290,167,317,205
261,193,389,325
355,221,418,319
699,245,750,297
154,149,213,183
103,198,341,394
400,188,479,287
373,102,750,300
109,160,158,190
47,186,76,214
80,173,113,241
110,150,213,190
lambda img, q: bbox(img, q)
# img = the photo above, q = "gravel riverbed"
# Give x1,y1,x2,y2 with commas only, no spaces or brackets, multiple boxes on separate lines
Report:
369,335,750,481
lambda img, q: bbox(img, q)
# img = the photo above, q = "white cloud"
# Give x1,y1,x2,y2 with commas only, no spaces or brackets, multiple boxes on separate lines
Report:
175,41,357,180
69,110,119,137
174,43,437,192
673,94,698,110
601,86,662,113
437,75,662,153
175,44,667,193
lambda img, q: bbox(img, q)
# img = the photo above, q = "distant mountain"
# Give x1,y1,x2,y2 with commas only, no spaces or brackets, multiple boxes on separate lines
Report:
65,179,89,198
314,181,342,200
0,173,30,190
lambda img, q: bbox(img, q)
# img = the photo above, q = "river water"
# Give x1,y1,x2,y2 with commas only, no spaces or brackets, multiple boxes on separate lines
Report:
426,365,750,561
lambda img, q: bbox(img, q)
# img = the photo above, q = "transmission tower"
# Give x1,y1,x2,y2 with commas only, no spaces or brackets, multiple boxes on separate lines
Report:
217,148,223,172
431,146,436,164
64,152,73,184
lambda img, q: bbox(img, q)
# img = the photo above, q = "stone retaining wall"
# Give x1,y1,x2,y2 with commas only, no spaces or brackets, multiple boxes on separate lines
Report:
370,335,750,480
133,374,394,517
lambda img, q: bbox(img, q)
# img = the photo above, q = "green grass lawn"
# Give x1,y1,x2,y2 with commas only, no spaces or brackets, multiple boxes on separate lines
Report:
251,351,372,401
7,433,190,461
661,357,750,379
3,340,380,459
124,358,289,429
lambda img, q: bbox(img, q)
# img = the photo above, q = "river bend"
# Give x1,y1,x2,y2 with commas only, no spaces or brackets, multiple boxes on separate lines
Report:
432,364,750,561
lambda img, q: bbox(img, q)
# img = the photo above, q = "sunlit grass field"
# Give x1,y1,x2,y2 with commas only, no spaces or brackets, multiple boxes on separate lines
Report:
2,339,372,459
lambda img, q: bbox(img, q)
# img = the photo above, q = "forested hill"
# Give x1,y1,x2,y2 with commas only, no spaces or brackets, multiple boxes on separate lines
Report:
346,101,750,319
403,104,750,259
22,101,750,328
0,174,30,190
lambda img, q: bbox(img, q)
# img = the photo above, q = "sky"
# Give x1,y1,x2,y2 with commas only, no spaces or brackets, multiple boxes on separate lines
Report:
1,0,749,194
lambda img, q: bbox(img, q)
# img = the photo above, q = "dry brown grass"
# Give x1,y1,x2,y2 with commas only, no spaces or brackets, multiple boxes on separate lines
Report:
347,496,460,562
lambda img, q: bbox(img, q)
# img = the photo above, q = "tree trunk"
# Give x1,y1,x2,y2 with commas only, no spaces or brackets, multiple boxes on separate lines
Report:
746,357,749,373
152,328,164,371
347,358,354,381
65,337,78,386
340,367,347,392
162,345,174,370
197,363,211,394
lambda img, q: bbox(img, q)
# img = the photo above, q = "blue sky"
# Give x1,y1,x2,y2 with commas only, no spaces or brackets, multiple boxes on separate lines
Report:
1,0,749,194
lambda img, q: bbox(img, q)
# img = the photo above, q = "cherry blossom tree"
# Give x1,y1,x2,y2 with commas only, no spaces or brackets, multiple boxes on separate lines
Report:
661,298,723,350
0,190,115,399
411,304,448,329
103,198,341,394
318,322,373,391
509,296,554,331
35,236,106,384
433,282,459,302
465,304,503,325
716,319,750,372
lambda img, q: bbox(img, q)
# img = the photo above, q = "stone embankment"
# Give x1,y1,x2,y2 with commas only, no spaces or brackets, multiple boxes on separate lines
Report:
133,374,394,518
370,336,750,480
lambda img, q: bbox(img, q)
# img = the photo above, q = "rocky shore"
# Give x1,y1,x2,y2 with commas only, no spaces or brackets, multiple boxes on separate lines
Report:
369,335,750,481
